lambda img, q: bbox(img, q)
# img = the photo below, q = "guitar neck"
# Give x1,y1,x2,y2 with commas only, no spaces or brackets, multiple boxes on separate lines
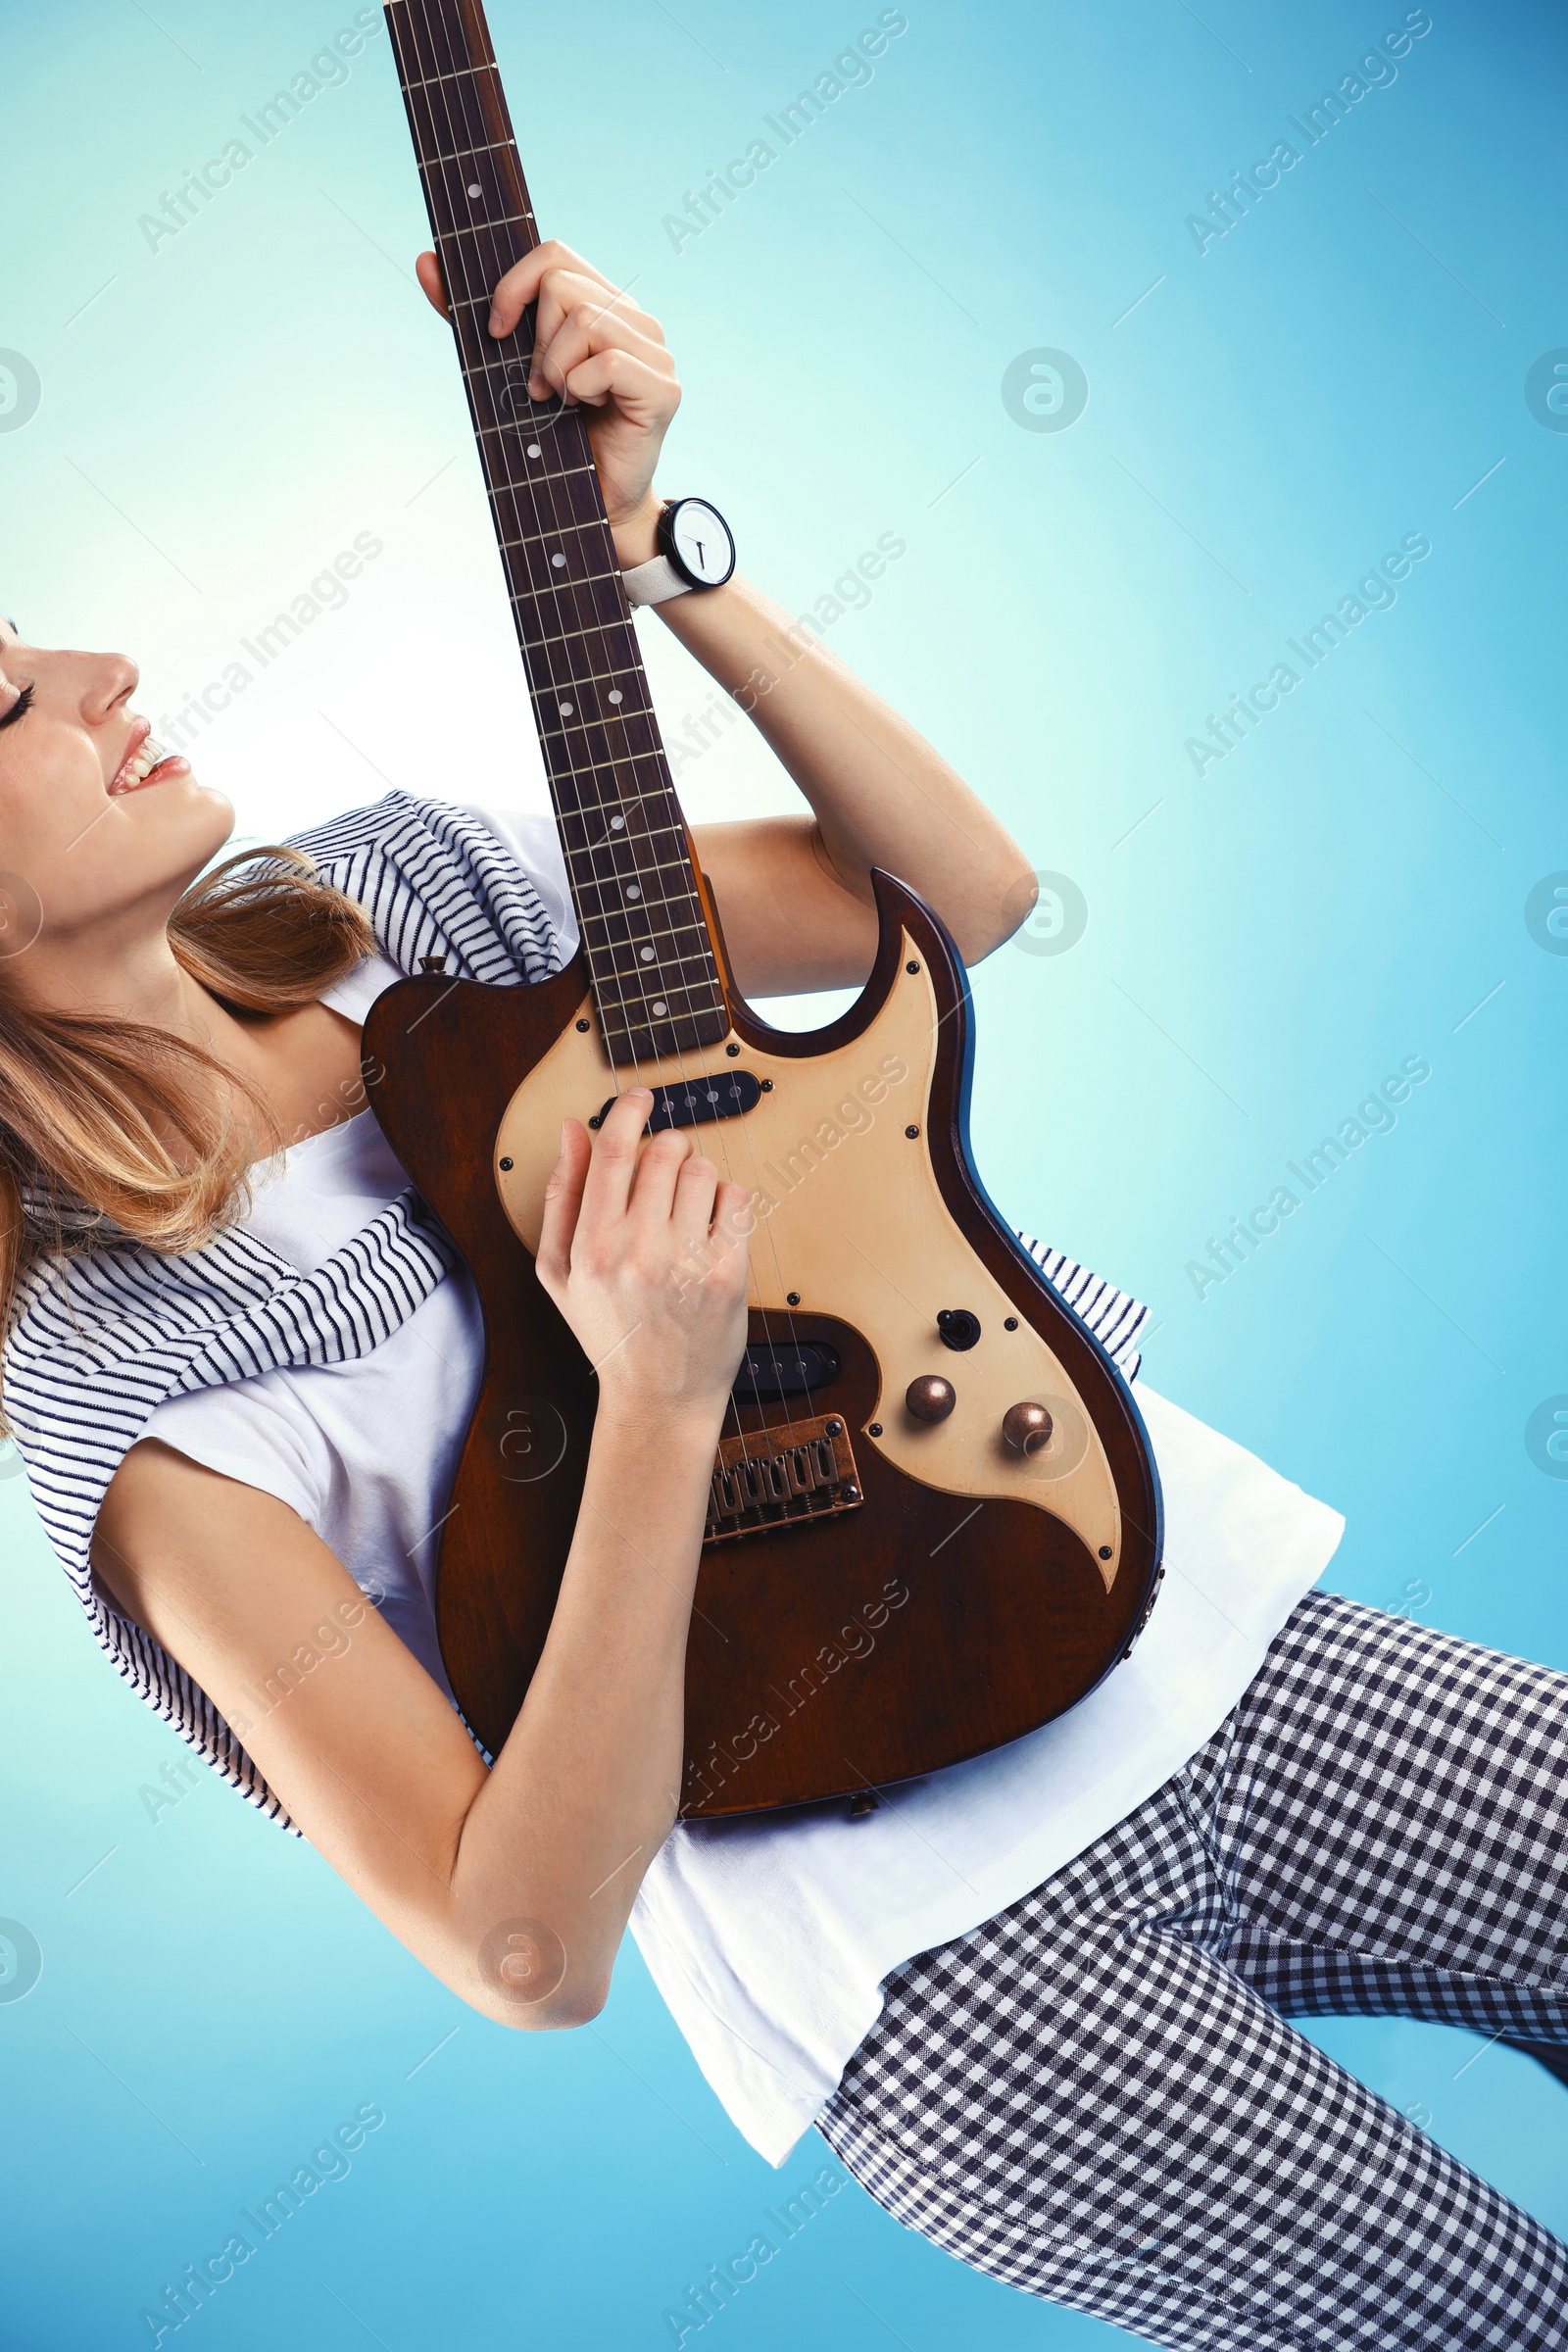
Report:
384,0,728,1063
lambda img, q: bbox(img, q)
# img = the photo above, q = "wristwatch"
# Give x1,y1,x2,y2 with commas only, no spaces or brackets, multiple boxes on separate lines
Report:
621,497,737,607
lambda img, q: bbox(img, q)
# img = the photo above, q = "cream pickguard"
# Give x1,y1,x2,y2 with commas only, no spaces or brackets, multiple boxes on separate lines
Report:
493,931,1123,1590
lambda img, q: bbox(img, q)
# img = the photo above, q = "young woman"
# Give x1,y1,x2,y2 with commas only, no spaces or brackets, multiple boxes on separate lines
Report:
4,246,1566,2351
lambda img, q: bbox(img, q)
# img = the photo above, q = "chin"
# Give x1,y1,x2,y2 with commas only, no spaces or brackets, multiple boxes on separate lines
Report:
122,768,236,878
151,766,230,830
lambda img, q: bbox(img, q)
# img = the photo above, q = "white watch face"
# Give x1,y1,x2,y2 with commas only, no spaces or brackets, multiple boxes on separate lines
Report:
666,499,734,587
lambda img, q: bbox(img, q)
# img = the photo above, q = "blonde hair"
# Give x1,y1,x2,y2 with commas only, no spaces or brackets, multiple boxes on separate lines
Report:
0,845,375,1361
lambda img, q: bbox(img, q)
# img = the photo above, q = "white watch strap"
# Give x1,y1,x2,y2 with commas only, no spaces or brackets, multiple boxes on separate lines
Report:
621,553,690,608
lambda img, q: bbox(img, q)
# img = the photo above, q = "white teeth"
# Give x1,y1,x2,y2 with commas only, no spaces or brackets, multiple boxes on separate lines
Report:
114,735,168,791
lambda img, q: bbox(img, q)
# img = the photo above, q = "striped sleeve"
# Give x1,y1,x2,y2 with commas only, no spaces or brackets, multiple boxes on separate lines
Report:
283,792,564,985
1014,1233,1149,1382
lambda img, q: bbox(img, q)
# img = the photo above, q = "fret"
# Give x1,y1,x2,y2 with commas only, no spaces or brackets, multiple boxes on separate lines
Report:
597,1020,729,1054
559,802,692,840
506,595,631,642
592,972,723,999
471,422,594,467
498,543,620,587
510,631,643,674
533,746,661,779
585,964,719,1002
500,496,629,538
417,135,516,167
557,817,684,861
557,800,687,839
593,992,728,1028
591,995,728,1032
583,907,716,944
542,727,661,769
522,661,648,698
601,997,728,1026
509,595,633,650
540,726,662,774
585,953,723,985
595,1009,727,1039
558,820,689,858
557,811,688,853
399,64,502,91
576,899,711,939
585,939,723,974
488,490,615,554
486,458,600,493
496,519,616,556
530,693,650,745
558,825,687,867
439,222,534,252
499,540,622,586
587,968,722,1004
566,862,707,899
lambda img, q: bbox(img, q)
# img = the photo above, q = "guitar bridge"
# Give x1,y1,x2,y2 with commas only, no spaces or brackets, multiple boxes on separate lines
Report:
705,1414,862,1545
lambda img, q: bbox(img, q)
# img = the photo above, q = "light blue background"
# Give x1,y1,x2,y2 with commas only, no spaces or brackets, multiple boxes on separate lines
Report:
2,1,1566,2344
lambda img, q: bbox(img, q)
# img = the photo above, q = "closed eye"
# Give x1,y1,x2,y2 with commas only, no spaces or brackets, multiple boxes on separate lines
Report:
0,682,34,730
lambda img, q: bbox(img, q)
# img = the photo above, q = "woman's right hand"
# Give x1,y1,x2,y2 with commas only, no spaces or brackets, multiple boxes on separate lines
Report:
535,1089,753,1426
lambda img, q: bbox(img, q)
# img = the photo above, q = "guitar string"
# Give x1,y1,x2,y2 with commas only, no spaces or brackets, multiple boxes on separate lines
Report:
397,0,790,1521
402,0,840,1524
401,0,774,1384
399,0,794,1401
424,5,863,1555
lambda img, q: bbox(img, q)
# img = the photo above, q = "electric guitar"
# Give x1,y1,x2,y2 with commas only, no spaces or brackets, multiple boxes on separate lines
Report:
365,0,1163,1816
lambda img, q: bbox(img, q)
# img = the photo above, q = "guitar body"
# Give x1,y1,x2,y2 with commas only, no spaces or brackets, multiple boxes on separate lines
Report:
366,872,1162,1816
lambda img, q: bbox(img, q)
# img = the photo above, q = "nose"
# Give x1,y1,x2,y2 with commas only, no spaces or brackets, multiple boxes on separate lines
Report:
79,650,139,724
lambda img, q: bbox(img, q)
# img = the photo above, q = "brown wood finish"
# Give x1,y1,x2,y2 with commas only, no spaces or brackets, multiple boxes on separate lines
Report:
369,0,1163,1816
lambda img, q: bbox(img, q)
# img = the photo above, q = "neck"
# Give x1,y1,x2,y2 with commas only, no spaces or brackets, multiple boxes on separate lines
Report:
385,0,730,1065
17,908,216,1045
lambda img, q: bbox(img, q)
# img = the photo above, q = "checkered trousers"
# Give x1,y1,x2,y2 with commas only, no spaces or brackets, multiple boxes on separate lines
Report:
818,1591,1568,2349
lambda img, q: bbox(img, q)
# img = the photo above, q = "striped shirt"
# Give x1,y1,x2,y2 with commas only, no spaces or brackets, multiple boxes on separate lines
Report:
3,791,1146,1833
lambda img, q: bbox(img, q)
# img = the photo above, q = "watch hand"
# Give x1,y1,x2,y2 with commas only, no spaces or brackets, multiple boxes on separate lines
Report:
691,537,707,567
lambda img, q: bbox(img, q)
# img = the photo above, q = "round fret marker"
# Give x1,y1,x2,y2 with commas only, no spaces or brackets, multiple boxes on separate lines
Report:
551,553,565,568
527,443,542,459
558,701,573,716
626,884,641,899
610,814,625,831
466,181,483,198
608,690,623,705
653,1001,667,1015
640,946,656,962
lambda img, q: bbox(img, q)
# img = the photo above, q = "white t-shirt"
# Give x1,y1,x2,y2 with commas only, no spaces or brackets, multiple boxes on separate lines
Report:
142,805,577,1708
142,806,1345,2166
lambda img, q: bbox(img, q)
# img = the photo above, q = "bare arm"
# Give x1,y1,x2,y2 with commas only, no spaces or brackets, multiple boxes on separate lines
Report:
416,239,1038,995
93,1092,751,2030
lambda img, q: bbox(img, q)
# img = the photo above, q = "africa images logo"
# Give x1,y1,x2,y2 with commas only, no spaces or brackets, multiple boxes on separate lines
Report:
0,351,41,434
1002,350,1089,434
1524,351,1568,433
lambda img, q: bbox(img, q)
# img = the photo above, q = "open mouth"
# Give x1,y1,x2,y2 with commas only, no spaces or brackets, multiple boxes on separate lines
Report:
109,726,188,795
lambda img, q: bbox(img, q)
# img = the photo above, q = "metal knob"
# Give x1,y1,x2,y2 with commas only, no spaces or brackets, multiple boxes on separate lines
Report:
1003,1400,1054,1456
906,1375,956,1423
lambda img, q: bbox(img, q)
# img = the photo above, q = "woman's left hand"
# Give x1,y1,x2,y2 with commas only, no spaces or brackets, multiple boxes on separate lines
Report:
416,240,678,566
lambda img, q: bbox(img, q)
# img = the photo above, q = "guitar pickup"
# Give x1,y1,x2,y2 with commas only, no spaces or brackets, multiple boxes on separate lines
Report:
595,1070,760,1134
732,1340,842,1404
705,1414,862,1545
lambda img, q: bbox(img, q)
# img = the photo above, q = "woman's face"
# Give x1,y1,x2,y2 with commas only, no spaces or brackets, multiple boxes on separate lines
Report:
0,619,234,971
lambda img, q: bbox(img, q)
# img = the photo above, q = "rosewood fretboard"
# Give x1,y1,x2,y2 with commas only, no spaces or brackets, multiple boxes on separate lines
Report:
384,0,727,1065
